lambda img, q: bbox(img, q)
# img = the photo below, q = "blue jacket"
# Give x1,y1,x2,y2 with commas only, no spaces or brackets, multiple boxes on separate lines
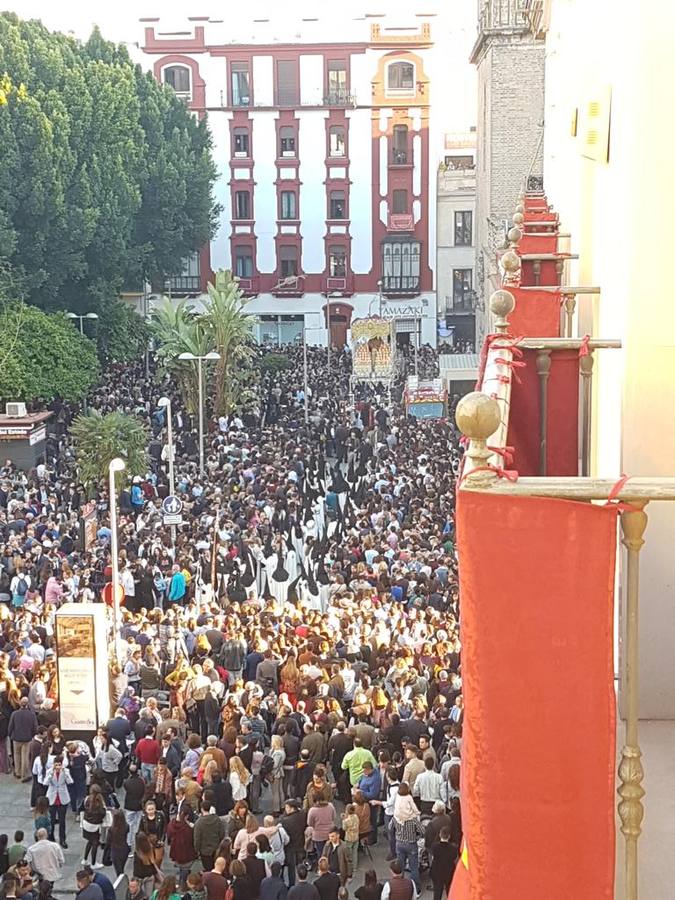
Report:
168,571,186,602
358,768,382,801
93,873,115,900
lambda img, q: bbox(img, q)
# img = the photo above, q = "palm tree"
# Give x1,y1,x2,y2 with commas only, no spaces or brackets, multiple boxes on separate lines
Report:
71,411,148,488
202,270,254,416
151,296,213,415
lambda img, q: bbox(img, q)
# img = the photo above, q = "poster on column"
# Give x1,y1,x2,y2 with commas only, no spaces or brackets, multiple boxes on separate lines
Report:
56,615,97,730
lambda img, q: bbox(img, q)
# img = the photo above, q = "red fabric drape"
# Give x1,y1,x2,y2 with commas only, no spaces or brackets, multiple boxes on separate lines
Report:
518,234,558,255
450,491,616,900
506,348,579,476
520,259,560,287
508,286,560,338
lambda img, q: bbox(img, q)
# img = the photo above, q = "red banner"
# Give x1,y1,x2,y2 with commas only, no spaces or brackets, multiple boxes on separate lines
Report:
453,491,616,900
508,286,560,338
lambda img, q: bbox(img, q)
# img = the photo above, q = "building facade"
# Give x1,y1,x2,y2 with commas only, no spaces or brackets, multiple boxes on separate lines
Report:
470,0,545,344
138,14,441,348
436,132,476,347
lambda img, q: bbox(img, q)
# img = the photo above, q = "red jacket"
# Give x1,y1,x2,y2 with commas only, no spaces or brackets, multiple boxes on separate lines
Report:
135,737,160,765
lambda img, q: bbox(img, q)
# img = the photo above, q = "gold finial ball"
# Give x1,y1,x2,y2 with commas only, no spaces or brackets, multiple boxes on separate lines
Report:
512,211,524,226
455,392,502,442
507,226,522,245
515,202,524,213
501,249,521,273
490,289,516,318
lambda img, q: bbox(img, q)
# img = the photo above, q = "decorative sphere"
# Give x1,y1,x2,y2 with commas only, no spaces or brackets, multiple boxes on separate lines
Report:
513,212,524,226
507,226,522,245
490,289,516,318
501,250,521,273
515,202,524,213
455,392,501,441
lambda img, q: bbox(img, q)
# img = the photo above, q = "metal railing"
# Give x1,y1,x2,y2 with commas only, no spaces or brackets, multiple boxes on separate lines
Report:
478,0,529,32
169,275,201,293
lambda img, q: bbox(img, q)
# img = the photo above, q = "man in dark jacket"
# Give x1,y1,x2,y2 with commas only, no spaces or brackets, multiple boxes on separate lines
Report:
327,723,352,802
280,800,307,887
206,772,233,816
8,698,38,781
287,865,319,900
123,765,146,848
244,841,267,897
424,802,453,854
429,827,459,900
313,859,339,900
260,862,287,900
193,801,226,872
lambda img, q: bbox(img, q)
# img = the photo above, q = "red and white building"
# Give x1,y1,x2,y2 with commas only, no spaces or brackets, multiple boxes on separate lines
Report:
138,13,441,348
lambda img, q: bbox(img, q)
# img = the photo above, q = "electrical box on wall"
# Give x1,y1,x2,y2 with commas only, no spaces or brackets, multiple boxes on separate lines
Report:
580,86,612,164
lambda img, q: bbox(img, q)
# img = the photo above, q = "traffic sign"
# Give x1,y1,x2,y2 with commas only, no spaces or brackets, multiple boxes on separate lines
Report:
162,495,183,516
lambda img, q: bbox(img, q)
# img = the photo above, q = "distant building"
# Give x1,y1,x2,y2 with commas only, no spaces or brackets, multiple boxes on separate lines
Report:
470,0,545,343
436,132,476,348
138,13,442,349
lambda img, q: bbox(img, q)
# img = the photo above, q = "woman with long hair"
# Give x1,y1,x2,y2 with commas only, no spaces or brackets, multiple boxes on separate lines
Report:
138,799,166,868
81,784,107,867
133,832,160,898
228,755,250,803
33,796,52,842
151,874,181,900
106,809,130,876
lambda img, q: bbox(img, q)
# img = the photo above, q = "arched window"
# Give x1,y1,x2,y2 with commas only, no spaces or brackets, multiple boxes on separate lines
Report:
386,61,415,95
163,65,191,98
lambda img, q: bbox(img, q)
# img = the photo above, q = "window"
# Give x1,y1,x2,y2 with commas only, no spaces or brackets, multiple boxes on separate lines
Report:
387,61,415,94
280,191,297,220
453,269,474,309
329,190,346,219
170,251,200,292
454,211,473,246
234,191,251,220
382,239,421,293
276,60,299,106
279,245,299,277
329,245,346,277
163,65,191,97
235,245,254,278
328,125,346,157
279,126,297,157
231,62,251,106
233,128,250,157
392,125,409,164
392,190,408,215
327,59,348,103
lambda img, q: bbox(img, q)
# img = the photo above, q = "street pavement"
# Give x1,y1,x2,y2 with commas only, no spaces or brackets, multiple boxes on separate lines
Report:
0,774,411,896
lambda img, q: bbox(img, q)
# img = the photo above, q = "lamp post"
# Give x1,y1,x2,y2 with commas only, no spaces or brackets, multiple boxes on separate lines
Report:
325,292,342,379
177,351,220,476
302,326,323,423
66,313,99,414
108,457,125,665
158,396,176,545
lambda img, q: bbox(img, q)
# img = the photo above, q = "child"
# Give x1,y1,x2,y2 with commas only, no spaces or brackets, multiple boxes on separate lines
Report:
182,872,206,900
8,831,27,866
341,804,359,879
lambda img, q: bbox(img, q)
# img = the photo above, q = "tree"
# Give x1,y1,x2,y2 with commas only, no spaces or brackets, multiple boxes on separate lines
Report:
96,300,150,363
71,410,148,487
0,302,99,402
261,353,293,374
151,296,212,415
0,15,220,312
202,271,254,417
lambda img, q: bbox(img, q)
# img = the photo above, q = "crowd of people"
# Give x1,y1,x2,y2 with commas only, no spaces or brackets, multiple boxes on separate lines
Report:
0,337,464,900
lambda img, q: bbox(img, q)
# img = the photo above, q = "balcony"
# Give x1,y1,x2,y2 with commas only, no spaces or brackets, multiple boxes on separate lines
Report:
391,149,412,166
381,276,420,297
168,275,201,294
323,275,353,295
271,274,305,298
388,213,414,232
234,276,259,296
323,90,356,108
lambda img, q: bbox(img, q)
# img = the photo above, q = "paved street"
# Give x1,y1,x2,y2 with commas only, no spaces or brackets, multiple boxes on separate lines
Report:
0,775,406,896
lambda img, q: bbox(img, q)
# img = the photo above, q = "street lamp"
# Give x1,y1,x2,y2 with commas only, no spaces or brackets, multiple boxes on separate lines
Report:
177,351,220,475
302,326,323,423
158,396,176,544
66,313,99,413
325,292,342,378
108,457,125,665
66,311,99,334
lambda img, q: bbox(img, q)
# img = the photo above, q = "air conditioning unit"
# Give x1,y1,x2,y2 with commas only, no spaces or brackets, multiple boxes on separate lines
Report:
5,402,27,418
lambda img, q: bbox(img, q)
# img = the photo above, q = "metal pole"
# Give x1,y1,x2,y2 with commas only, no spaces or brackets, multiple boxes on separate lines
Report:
414,321,419,377
144,284,150,379
79,317,89,415
303,327,309,423
327,302,331,378
166,398,176,545
535,349,551,476
109,466,122,665
379,281,383,317
198,356,204,477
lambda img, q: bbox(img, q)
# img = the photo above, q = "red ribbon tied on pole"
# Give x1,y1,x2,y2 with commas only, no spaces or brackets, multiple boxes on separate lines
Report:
579,334,591,357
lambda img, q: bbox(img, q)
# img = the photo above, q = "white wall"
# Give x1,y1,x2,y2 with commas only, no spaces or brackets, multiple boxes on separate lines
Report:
252,56,274,106
347,108,373,275
299,111,329,273
252,113,278,273
209,111,232,271
300,54,323,105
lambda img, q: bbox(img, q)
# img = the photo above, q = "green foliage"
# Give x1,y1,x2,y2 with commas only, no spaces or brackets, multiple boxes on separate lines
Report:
0,15,220,312
96,300,150,363
0,301,99,402
203,270,254,416
260,353,293,373
71,410,148,487
151,271,254,416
